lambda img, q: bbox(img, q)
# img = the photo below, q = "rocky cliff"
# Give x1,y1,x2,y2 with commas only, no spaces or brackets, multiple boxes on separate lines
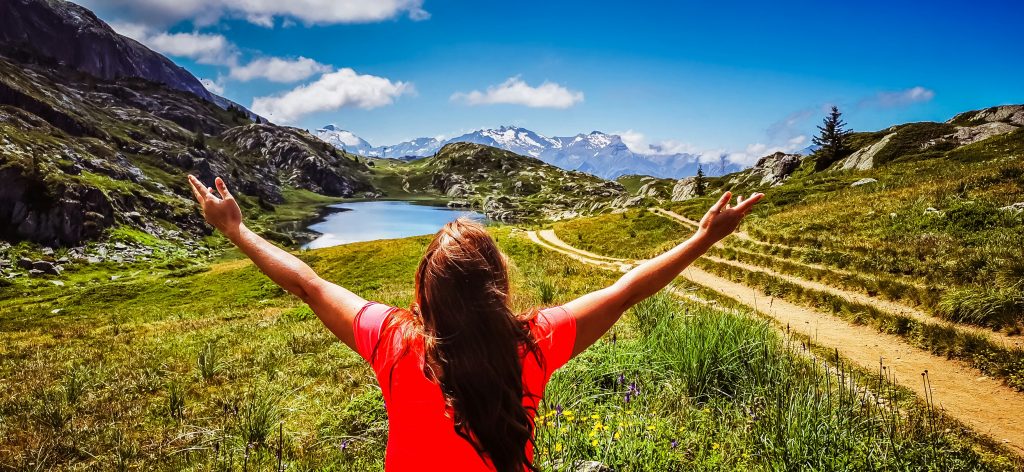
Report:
0,49,371,247
0,0,213,101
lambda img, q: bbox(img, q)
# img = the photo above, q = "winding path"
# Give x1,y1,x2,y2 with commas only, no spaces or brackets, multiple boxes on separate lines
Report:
648,208,1021,348
525,228,1024,456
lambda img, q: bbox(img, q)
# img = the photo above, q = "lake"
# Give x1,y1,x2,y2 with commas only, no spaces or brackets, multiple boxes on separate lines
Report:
302,200,486,249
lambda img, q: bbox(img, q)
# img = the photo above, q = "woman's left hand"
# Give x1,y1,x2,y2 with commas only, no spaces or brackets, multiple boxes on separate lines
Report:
187,175,243,239
696,191,764,244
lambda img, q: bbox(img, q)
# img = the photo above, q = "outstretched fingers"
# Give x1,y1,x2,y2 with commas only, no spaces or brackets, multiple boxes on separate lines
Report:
710,191,732,213
214,177,233,199
735,192,765,213
187,175,209,204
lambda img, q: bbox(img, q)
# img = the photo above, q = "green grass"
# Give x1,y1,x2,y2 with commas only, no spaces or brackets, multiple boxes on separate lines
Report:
2,228,1019,469
553,209,685,259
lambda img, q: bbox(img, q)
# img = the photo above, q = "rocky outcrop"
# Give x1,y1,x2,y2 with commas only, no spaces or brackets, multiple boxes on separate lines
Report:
671,177,700,201
0,165,114,246
949,105,1024,127
723,152,803,189
837,133,896,171
0,0,213,101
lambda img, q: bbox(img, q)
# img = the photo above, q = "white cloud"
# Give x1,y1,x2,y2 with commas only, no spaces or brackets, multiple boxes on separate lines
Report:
617,129,648,153
451,77,584,109
861,86,935,108
112,21,238,66
251,68,411,123
616,129,697,156
229,57,333,83
84,0,428,28
200,77,225,94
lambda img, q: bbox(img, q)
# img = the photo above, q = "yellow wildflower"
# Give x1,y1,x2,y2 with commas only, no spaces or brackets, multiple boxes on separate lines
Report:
555,443,562,452
591,439,599,447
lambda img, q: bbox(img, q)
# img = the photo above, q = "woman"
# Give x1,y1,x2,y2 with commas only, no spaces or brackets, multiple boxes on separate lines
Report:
187,175,762,472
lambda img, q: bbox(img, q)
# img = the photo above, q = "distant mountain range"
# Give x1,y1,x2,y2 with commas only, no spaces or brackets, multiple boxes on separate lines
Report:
316,125,744,179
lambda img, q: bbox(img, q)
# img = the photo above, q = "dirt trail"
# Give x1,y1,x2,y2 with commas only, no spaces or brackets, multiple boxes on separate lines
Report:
524,230,1024,456
652,207,931,289
704,255,1022,349
647,205,1007,346
538,228,1018,348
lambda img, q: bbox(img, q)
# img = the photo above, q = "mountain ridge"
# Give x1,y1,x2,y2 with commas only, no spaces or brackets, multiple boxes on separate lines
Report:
314,124,738,179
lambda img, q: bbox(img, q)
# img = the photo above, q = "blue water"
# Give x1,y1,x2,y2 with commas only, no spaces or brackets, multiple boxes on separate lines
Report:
302,200,486,249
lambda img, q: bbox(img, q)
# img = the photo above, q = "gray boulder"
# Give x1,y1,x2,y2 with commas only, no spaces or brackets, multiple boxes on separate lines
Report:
671,177,699,201
837,133,896,171
724,151,804,189
32,260,62,275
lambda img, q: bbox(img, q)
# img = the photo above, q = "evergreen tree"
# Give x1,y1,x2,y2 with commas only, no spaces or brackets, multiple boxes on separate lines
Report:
694,164,708,196
812,105,852,171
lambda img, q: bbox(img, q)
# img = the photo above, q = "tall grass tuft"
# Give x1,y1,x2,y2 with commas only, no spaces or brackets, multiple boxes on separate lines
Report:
938,285,1023,329
197,341,223,381
167,382,185,421
537,279,557,304
236,388,282,447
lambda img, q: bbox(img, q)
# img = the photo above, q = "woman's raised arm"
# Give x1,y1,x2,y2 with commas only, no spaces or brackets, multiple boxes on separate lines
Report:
564,191,763,357
187,175,367,349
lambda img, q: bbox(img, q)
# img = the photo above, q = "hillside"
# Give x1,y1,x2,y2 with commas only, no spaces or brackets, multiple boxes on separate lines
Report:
368,142,627,221
0,53,375,249
0,0,383,257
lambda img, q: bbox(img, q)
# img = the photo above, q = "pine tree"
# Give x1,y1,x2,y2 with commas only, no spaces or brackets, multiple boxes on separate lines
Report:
694,164,708,196
812,106,852,171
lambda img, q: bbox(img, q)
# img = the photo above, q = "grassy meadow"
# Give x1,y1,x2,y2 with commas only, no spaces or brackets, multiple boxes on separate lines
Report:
2,218,1021,470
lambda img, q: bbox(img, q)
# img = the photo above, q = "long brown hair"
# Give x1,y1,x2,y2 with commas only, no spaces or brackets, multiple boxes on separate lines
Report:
378,218,543,472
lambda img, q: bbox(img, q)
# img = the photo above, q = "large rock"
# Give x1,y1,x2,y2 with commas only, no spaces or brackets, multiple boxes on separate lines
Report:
836,132,896,171
671,176,700,201
950,122,1019,146
31,260,61,275
724,151,804,189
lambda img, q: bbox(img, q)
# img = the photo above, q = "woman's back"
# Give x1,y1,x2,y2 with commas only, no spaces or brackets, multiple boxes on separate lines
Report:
353,302,577,471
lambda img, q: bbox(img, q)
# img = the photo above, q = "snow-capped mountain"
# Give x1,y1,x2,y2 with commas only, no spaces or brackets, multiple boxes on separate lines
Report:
315,125,375,155
313,125,738,179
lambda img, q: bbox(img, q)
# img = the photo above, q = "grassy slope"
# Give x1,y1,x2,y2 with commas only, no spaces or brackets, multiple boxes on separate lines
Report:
668,130,1024,333
2,228,1019,470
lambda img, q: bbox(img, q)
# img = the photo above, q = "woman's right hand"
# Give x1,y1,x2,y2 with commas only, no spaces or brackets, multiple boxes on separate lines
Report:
188,175,244,239
695,191,763,244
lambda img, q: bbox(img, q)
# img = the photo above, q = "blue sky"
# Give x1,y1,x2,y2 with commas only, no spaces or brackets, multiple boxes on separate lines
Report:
82,0,1023,164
